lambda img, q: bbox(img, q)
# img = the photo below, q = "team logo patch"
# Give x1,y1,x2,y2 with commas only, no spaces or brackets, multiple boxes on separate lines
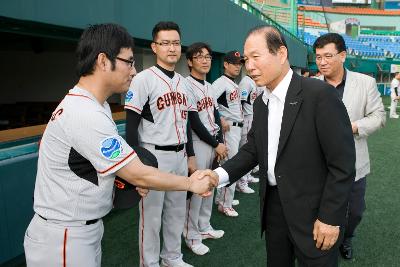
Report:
241,91,247,97
100,137,122,159
125,91,134,102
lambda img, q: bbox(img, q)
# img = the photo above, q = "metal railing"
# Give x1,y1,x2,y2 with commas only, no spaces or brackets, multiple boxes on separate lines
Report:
230,0,308,49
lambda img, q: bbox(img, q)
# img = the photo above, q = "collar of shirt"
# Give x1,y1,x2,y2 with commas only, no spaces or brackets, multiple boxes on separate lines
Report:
70,86,109,110
324,68,347,88
262,68,293,106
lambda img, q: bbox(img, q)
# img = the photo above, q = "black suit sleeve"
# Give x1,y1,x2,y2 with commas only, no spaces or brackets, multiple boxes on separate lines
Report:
315,84,356,226
125,110,141,147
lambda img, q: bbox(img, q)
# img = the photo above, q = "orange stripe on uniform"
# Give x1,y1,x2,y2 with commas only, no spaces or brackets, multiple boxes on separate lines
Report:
98,151,136,174
63,228,68,267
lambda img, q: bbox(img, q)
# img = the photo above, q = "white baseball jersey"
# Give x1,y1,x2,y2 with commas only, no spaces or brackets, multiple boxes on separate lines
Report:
213,75,243,122
185,76,220,138
34,86,137,221
125,66,194,146
239,75,264,116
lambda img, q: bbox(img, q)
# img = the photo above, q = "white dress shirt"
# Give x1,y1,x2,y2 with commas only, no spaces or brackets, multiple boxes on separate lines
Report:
216,69,293,187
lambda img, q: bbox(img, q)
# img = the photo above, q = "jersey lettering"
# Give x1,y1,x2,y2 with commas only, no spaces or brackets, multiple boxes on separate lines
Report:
157,92,187,110
197,96,214,112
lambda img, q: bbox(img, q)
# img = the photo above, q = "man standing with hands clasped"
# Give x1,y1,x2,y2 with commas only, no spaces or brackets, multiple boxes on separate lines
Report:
313,33,386,260
213,25,356,267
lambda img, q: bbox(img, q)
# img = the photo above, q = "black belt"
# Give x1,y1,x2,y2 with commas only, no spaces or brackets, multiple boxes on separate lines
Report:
155,144,185,152
232,122,244,127
37,214,99,225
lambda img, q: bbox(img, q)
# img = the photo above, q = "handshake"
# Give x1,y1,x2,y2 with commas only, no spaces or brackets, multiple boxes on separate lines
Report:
187,169,220,197
135,169,220,198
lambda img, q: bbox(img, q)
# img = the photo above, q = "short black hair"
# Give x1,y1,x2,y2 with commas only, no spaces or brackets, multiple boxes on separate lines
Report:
152,21,181,41
186,42,212,60
246,25,289,59
313,33,346,53
76,23,134,77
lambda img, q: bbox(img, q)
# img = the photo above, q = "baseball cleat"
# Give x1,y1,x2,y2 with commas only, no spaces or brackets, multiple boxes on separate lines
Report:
200,229,225,240
236,184,255,194
218,205,239,217
232,199,240,206
187,242,210,255
160,260,194,267
247,175,259,183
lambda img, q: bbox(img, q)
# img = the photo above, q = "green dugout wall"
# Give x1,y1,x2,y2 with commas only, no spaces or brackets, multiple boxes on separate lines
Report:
0,0,307,264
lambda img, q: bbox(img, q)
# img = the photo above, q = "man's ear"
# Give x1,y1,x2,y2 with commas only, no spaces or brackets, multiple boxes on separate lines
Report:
97,52,108,71
151,42,157,54
187,59,193,68
278,46,288,64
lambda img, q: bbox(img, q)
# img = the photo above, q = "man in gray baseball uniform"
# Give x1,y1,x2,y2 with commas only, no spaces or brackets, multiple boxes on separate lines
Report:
23,23,216,267
236,74,264,193
213,51,243,217
183,42,228,256
125,22,195,267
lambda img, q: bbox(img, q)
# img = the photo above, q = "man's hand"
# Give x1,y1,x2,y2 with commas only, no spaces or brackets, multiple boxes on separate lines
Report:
220,117,230,133
313,219,340,251
215,143,228,161
136,187,149,198
187,156,197,175
188,169,219,197
351,122,358,134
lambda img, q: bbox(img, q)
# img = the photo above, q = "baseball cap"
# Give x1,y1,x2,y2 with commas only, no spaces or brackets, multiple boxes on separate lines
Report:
113,146,158,209
224,50,243,64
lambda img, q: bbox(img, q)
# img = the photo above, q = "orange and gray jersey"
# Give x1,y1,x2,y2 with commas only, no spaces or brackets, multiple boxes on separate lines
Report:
239,75,264,116
34,86,137,221
212,75,243,122
185,76,220,138
125,66,194,146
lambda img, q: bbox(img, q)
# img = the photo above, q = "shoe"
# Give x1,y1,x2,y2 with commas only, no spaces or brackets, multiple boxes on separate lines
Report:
236,184,255,194
339,239,353,260
251,170,260,177
160,259,194,267
390,114,399,118
247,175,259,183
232,199,240,206
218,205,239,217
200,228,225,239
187,242,210,255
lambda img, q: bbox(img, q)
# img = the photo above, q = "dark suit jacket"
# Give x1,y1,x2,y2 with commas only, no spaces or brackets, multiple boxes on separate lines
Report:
222,73,356,258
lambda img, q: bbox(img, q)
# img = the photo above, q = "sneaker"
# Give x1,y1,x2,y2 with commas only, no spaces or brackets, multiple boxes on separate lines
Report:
218,205,239,217
236,184,255,194
200,228,225,240
160,260,194,267
247,175,259,183
232,199,240,206
187,242,210,255
390,114,399,119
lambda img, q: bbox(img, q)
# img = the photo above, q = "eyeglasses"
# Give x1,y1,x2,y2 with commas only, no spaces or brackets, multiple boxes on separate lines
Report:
116,57,135,68
193,55,212,61
315,53,340,62
153,41,181,47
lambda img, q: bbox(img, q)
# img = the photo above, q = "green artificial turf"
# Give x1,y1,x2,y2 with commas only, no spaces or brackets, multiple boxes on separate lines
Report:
101,96,400,267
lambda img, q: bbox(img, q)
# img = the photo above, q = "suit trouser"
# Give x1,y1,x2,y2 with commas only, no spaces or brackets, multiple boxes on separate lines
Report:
139,143,188,267
24,214,103,267
265,187,338,267
183,139,215,246
389,99,398,117
216,125,242,208
344,177,367,240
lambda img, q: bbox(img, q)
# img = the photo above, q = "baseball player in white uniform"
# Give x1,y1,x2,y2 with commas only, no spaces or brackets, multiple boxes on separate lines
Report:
23,23,216,267
213,51,244,217
125,22,195,267
389,72,400,119
236,75,264,193
182,42,228,256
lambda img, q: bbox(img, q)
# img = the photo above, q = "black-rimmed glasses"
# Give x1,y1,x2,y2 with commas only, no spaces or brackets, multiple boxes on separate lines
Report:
116,57,135,68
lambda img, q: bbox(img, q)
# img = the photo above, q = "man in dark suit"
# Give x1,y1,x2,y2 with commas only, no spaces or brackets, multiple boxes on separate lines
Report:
213,26,356,266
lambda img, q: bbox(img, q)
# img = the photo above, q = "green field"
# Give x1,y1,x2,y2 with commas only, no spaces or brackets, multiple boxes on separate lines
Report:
102,96,400,266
